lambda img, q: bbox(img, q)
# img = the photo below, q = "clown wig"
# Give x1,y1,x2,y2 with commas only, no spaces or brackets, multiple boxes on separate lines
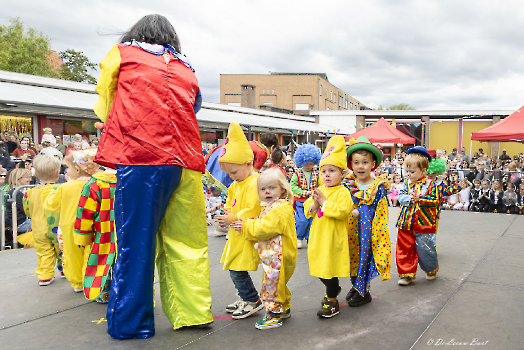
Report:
293,143,322,167
426,157,447,175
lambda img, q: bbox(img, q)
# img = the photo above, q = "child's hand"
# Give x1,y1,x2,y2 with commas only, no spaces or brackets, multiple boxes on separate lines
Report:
230,219,243,232
313,189,327,206
412,189,420,203
215,214,229,226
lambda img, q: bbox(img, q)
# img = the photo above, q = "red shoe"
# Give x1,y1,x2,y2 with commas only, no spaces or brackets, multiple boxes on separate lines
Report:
60,272,66,279
39,277,55,286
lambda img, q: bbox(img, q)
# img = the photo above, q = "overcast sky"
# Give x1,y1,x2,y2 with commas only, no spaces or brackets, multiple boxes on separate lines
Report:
2,0,524,110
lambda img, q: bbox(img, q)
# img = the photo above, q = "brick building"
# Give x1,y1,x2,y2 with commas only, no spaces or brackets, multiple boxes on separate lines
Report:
220,72,366,114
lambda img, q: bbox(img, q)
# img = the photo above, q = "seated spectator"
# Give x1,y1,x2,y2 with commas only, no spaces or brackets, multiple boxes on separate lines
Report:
0,155,15,171
10,139,36,159
4,168,32,234
90,137,99,149
55,135,66,155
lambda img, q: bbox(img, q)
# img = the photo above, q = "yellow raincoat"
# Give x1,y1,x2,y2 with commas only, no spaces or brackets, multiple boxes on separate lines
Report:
242,199,297,311
304,185,353,279
220,173,262,271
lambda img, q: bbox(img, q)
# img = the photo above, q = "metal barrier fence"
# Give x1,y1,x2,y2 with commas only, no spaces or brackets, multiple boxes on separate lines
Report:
1,185,35,251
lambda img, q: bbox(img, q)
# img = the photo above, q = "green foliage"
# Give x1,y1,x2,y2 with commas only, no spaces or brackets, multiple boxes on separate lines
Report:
59,49,97,84
0,18,58,77
375,103,415,110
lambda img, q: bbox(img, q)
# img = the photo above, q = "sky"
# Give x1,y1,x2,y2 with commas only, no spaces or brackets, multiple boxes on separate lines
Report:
2,0,524,110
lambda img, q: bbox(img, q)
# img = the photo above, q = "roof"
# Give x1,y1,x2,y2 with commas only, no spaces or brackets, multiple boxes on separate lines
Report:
0,70,351,134
344,117,416,144
269,72,329,82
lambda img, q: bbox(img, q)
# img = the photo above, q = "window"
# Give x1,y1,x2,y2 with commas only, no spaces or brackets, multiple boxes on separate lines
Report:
295,103,309,111
334,94,336,104
262,103,273,107
319,84,322,96
326,88,328,97
345,100,348,109
262,89,265,94
330,91,333,101
272,89,274,94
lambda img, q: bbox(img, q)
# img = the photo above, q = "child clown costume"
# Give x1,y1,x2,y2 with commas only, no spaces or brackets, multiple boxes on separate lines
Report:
93,39,213,339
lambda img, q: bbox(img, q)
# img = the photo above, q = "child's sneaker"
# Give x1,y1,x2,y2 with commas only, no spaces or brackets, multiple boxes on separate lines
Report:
60,272,66,279
226,297,243,313
348,291,372,307
317,299,339,318
73,288,83,293
39,277,55,286
214,225,228,237
398,277,412,286
426,272,437,280
297,240,303,249
232,299,264,319
281,308,291,319
255,313,283,330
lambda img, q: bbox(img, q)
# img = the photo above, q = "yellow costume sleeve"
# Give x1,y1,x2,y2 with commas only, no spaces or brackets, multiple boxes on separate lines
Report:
234,180,261,220
40,184,62,213
322,190,353,219
242,202,288,241
224,185,234,212
94,45,121,122
303,197,315,219
371,196,391,280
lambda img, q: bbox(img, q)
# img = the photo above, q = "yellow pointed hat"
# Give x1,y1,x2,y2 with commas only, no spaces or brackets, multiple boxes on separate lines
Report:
218,122,254,164
319,135,347,169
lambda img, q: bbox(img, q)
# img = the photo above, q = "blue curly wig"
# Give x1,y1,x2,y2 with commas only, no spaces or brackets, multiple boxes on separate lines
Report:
294,143,322,167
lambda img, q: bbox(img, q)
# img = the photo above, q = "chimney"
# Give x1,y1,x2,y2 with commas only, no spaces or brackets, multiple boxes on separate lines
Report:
241,85,256,109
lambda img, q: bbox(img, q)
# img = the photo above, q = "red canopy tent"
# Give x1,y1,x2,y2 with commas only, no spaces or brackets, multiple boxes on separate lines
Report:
471,105,524,143
344,117,416,144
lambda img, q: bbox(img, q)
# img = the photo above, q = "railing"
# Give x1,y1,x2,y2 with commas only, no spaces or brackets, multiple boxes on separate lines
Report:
1,185,35,251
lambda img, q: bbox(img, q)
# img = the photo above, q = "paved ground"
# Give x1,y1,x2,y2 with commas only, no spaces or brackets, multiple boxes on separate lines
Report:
1,208,523,350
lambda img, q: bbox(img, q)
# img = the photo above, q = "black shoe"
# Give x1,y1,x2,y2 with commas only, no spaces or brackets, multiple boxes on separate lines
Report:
345,288,357,302
317,299,340,318
348,292,372,307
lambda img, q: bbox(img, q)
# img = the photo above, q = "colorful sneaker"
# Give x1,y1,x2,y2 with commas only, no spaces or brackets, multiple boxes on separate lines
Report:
226,297,243,313
426,273,437,281
348,291,372,307
281,308,291,319
232,299,264,319
39,277,55,286
60,272,66,279
255,313,283,330
317,299,339,318
398,277,412,286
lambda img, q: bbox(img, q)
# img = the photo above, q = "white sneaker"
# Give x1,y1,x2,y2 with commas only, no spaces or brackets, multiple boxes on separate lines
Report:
225,297,243,313
426,273,437,281
232,299,264,319
297,240,303,249
73,288,83,293
398,277,412,286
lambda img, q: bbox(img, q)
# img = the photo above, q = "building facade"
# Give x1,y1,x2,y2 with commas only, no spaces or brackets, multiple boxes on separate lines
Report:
220,72,365,114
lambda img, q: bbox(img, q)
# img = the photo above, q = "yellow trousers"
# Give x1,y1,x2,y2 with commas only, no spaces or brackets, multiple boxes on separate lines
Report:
33,229,61,281
61,223,91,289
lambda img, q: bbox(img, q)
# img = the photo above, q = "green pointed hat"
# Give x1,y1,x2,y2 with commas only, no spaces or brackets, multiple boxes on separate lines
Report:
346,136,383,170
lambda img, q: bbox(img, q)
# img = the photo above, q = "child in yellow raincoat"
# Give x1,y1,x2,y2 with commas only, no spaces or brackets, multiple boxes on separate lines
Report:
40,149,98,293
216,122,264,320
231,168,297,329
304,135,353,318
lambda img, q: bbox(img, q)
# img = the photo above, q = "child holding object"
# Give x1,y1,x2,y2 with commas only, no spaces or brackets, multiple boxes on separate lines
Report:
231,168,297,329
396,146,439,286
290,143,322,248
304,136,353,318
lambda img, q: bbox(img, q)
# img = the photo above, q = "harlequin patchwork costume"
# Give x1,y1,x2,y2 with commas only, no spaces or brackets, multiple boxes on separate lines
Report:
343,137,391,305
396,147,439,281
304,136,353,318
219,122,264,319
74,171,117,302
94,40,212,339
24,185,62,284
240,198,297,326
290,143,321,244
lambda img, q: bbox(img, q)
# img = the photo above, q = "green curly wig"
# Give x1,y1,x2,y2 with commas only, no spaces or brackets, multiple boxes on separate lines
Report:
426,157,446,175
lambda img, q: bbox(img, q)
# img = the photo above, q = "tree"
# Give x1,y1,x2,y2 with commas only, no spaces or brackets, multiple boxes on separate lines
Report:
375,103,416,110
0,18,58,77
59,49,97,84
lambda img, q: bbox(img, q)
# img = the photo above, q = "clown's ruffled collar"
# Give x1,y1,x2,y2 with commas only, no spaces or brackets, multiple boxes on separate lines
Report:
343,173,390,204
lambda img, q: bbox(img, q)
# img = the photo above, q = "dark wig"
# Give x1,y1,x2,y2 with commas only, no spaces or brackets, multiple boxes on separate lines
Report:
120,14,182,53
